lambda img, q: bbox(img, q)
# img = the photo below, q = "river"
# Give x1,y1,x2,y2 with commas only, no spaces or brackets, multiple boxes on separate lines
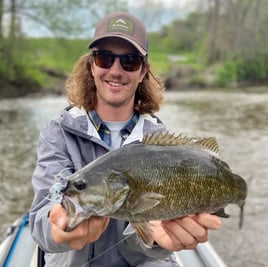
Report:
0,91,267,267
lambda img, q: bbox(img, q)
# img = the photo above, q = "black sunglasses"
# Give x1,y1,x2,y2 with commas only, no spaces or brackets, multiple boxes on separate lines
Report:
92,50,144,72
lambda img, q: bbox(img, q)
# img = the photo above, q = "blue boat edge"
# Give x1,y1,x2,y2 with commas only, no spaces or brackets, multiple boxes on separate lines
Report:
0,213,227,267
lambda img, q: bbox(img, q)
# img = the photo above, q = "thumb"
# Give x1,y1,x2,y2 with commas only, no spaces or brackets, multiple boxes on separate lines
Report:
57,216,67,230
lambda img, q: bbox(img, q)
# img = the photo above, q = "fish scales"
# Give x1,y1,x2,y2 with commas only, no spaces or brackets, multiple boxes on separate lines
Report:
52,133,247,246
103,144,243,221
61,143,246,221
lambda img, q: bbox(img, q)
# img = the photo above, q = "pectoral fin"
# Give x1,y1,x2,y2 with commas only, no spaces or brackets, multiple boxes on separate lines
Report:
130,192,165,215
131,222,154,248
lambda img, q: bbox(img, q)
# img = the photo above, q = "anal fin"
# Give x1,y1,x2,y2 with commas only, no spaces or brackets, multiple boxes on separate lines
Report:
131,222,154,249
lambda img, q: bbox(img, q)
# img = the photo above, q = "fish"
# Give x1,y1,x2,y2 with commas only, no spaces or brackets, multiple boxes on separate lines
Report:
51,132,248,247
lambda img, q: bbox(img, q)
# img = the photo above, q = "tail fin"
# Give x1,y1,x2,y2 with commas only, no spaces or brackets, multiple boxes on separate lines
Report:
239,204,244,229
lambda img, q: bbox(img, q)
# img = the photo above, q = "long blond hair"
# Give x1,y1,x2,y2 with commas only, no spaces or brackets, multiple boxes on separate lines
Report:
66,53,164,114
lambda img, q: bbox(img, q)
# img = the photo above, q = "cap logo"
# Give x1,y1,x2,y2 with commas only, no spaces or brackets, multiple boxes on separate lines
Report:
107,17,135,36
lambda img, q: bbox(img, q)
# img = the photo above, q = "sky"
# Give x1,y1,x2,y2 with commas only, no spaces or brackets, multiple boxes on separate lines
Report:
128,0,199,31
129,0,198,9
129,0,176,6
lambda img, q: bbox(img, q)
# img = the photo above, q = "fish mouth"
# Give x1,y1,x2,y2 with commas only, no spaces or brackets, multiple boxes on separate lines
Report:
61,195,88,231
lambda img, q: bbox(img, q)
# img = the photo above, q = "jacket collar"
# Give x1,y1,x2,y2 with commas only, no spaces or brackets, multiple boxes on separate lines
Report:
60,106,166,146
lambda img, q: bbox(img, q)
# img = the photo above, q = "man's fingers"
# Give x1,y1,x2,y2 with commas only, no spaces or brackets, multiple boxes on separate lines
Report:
51,215,110,249
163,217,207,246
193,213,222,230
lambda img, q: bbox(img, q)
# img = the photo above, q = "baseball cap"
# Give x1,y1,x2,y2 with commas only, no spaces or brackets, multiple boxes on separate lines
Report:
89,12,148,56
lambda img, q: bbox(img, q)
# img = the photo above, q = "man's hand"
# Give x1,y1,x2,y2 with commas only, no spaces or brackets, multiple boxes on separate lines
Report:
49,204,110,250
151,213,222,251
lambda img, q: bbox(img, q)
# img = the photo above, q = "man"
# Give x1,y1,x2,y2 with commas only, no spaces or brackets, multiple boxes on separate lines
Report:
30,12,221,266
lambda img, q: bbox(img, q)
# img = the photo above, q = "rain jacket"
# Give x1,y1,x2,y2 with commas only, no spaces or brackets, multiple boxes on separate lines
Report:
29,106,180,267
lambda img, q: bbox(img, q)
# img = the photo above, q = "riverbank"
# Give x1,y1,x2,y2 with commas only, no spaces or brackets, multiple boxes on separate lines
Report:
2,66,268,99
163,64,268,92
0,76,64,98
1,37,268,98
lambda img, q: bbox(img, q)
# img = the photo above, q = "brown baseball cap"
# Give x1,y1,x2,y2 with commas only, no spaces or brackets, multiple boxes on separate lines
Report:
89,12,148,56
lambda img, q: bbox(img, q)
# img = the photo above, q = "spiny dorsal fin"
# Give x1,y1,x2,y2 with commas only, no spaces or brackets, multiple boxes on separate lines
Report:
143,132,195,146
142,132,220,155
194,137,220,155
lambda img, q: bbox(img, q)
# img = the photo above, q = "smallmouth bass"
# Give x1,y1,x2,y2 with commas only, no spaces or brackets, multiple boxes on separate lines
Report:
50,133,248,247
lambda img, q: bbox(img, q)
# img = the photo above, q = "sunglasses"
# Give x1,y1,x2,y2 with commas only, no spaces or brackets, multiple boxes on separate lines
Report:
92,50,145,72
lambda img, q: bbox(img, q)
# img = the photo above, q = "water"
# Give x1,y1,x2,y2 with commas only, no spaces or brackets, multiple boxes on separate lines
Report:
0,96,69,233
1,91,268,267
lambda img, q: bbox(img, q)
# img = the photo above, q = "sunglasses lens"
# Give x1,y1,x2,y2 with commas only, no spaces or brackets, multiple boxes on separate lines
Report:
93,51,143,72
121,54,142,71
93,53,114,69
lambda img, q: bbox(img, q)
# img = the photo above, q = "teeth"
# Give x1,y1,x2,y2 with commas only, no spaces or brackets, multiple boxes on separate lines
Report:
108,81,123,87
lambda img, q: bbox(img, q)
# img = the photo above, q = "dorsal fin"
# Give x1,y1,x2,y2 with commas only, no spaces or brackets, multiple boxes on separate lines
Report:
143,132,194,146
142,132,220,155
194,137,220,155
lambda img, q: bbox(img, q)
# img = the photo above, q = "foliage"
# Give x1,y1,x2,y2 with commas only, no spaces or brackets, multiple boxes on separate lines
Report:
26,38,89,72
159,12,206,53
235,54,268,83
1,0,268,96
0,0,129,96
0,38,41,88
216,54,268,87
2,0,128,38
215,61,237,87
158,0,268,86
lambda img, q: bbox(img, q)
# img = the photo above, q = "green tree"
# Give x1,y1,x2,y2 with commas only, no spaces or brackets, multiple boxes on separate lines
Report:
0,0,128,96
0,0,3,39
161,12,206,52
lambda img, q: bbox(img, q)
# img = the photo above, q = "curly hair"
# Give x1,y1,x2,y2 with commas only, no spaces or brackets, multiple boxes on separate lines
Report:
65,53,165,114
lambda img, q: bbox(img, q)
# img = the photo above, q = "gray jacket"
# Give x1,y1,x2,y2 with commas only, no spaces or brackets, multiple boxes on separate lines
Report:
29,106,180,267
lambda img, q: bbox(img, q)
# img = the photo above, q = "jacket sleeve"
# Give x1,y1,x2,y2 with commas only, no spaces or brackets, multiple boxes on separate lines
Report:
29,119,74,253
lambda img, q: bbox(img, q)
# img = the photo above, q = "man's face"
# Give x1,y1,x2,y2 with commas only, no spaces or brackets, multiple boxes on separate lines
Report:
91,37,149,114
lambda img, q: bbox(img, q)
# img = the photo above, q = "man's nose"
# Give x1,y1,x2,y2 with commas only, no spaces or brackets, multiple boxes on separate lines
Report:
109,57,124,72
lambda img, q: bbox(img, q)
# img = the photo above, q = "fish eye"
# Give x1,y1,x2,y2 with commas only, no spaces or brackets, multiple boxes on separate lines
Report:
74,179,87,190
